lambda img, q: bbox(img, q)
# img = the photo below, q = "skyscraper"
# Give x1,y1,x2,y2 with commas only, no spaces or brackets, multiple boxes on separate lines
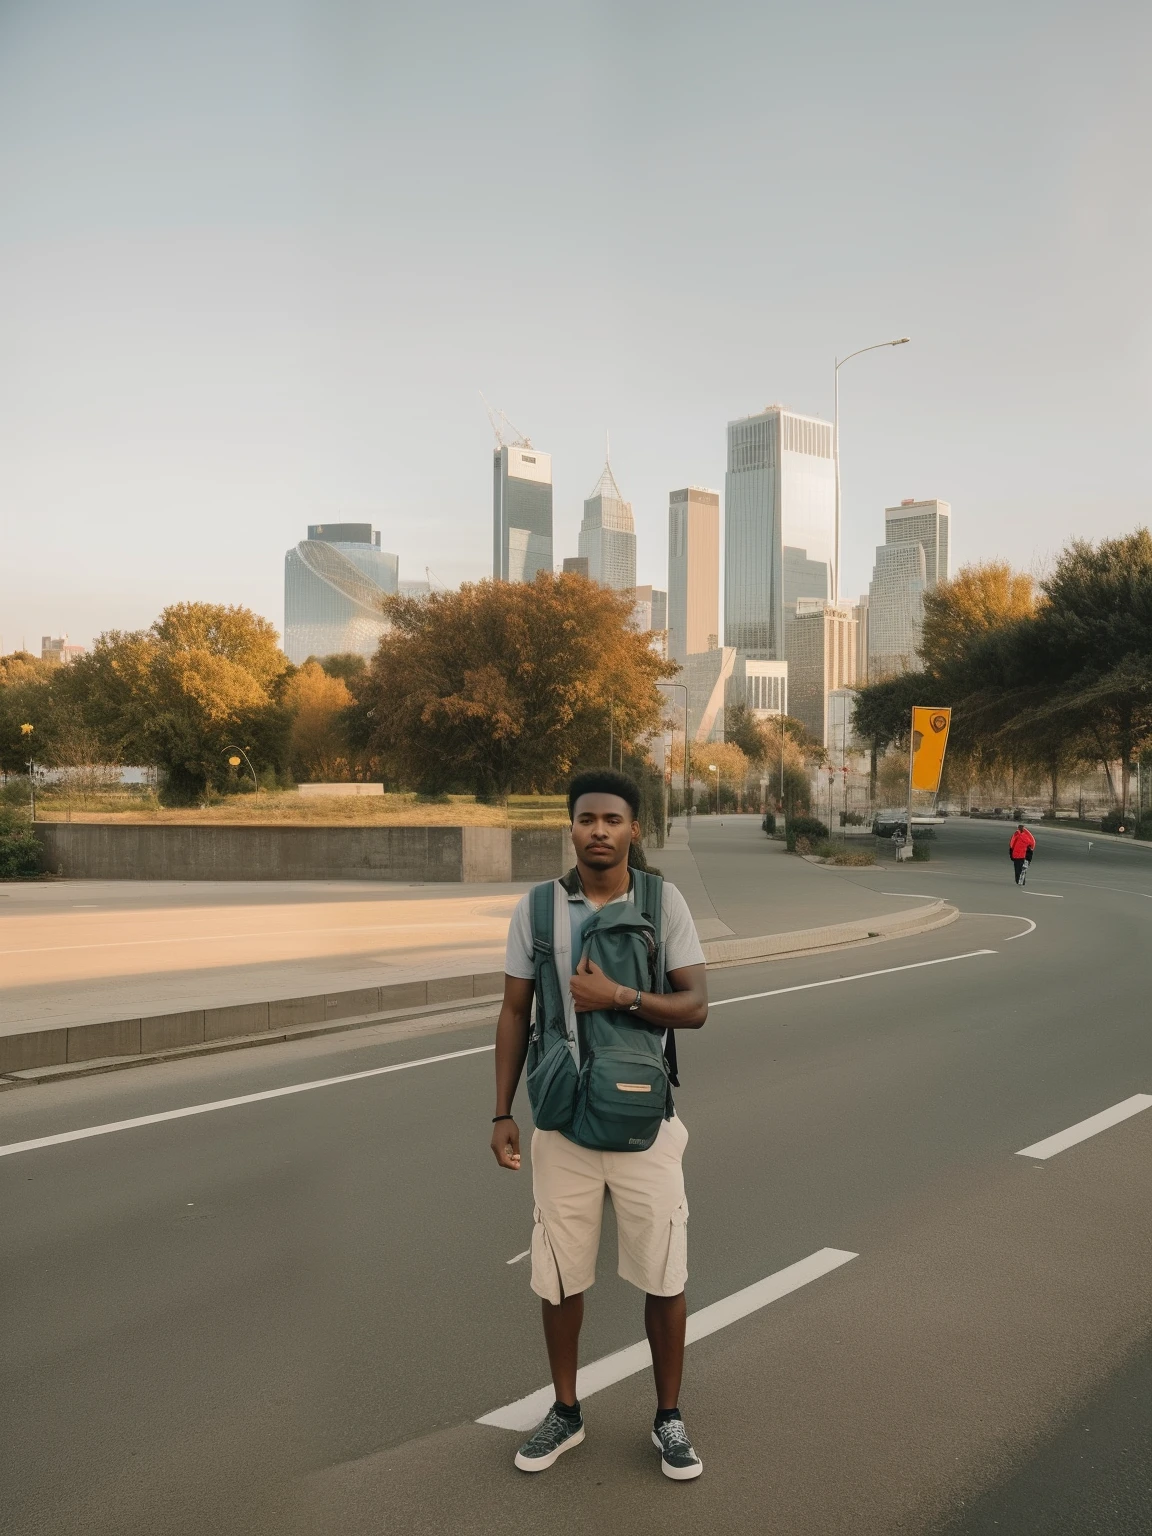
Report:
493,444,553,582
578,458,636,590
724,406,835,660
667,487,720,664
787,600,859,746
866,498,951,679
283,523,398,664
631,585,668,658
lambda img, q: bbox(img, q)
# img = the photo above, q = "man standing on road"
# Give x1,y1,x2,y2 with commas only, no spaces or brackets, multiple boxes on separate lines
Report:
490,768,709,1481
1009,823,1036,885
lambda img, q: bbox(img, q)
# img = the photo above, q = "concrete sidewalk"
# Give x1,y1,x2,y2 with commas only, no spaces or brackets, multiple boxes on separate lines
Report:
0,817,951,1075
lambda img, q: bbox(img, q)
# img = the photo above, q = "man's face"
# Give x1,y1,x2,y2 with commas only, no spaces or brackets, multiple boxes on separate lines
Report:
570,792,638,871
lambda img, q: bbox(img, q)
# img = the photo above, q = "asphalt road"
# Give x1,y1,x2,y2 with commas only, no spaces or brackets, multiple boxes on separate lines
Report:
1,818,1150,1535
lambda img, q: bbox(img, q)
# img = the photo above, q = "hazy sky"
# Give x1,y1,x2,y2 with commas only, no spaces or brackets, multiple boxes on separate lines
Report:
1,0,1149,650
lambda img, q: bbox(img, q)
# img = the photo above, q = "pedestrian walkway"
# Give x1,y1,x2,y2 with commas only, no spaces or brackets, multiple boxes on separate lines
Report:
1,818,925,1038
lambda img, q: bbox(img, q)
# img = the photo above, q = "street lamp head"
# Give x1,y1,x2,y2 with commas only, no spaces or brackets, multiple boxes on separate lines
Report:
708,764,717,772
892,337,910,345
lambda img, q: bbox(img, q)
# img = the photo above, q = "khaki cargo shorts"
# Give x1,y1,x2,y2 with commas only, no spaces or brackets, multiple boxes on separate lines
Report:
529,1116,689,1305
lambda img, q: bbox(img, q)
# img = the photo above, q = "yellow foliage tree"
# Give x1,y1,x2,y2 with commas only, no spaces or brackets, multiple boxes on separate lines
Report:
285,661,355,781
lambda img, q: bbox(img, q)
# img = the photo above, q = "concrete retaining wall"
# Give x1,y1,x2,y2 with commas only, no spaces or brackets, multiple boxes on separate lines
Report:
32,823,571,884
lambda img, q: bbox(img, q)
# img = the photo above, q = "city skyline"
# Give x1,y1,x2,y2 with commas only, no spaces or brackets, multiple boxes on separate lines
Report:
2,3,1147,651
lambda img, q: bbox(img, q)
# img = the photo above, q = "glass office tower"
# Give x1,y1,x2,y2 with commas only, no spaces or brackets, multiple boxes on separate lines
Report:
283,522,398,664
866,499,951,679
493,445,553,581
723,407,835,659
578,459,636,590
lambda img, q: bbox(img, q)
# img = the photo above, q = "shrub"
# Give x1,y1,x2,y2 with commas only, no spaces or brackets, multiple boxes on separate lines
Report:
815,841,876,866
0,809,41,878
1134,813,1152,841
761,811,777,835
1100,809,1130,834
911,841,931,861
786,815,828,851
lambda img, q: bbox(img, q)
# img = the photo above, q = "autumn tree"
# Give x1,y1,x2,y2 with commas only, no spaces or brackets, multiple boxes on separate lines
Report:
284,661,358,781
63,603,291,801
356,573,674,800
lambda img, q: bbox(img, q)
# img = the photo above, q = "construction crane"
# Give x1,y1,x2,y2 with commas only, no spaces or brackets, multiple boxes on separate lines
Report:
479,391,532,450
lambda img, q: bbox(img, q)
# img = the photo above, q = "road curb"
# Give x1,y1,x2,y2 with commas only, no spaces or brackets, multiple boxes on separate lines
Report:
0,900,957,1087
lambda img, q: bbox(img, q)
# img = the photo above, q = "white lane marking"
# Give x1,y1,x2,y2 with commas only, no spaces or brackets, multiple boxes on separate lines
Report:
0,1045,496,1160
1017,1094,1152,1160
506,1249,530,1266
878,892,942,898
1019,891,1062,899
1034,879,1152,898
477,1247,857,1431
711,951,995,1010
970,914,1036,941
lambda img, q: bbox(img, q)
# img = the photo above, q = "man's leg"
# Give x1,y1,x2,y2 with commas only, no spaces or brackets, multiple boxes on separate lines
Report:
645,1291,687,1409
542,1292,584,1405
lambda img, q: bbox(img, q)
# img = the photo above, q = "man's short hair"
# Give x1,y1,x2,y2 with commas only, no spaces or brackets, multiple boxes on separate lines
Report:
568,768,641,821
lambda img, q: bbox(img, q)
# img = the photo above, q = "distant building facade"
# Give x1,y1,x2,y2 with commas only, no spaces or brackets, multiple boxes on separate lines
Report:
493,444,553,582
684,647,738,743
724,406,835,661
41,635,85,664
787,599,859,747
283,522,398,664
867,498,951,679
632,585,668,659
578,459,636,590
667,487,720,664
562,556,590,577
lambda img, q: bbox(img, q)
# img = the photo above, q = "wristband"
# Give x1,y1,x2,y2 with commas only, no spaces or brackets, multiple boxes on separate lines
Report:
492,1114,515,1123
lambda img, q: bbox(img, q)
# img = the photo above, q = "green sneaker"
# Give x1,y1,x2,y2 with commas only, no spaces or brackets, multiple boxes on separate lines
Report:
514,1405,585,1472
651,1415,703,1480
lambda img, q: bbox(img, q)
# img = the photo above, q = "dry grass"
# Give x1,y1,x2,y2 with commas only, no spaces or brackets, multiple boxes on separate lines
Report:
33,791,572,828
814,841,877,866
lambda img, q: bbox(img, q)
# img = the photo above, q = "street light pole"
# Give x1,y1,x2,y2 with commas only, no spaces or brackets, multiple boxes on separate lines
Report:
222,745,259,797
834,337,910,601
709,763,719,815
657,682,690,816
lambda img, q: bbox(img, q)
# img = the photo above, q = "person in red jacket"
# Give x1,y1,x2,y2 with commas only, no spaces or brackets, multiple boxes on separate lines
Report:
1009,824,1036,885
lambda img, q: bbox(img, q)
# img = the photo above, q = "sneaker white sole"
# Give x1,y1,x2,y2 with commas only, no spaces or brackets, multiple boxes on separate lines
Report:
514,1424,585,1472
651,1430,704,1480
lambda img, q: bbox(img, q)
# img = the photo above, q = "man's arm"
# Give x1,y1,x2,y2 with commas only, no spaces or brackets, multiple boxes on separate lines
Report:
490,974,534,1170
569,960,707,1029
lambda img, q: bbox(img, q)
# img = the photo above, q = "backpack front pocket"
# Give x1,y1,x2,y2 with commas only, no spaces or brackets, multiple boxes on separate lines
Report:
526,1034,578,1133
571,1046,670,1152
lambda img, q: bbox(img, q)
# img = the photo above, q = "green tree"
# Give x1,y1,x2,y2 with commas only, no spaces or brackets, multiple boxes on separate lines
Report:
64,603,291,802
356,573,674,800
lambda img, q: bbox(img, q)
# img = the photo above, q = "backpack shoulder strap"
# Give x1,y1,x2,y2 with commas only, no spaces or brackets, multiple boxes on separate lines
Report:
632,868,664,944
529,879,555,952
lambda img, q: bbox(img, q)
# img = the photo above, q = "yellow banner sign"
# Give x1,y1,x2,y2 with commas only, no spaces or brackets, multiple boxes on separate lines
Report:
910,707,952,792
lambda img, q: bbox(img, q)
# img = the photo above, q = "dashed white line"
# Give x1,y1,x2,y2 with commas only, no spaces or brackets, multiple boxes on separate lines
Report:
0,1044,497,1159
1019,891,1062,899
1017,1094,1152,1160
506,1250,530,1266
477,1248,858,1431
711,950,996,1009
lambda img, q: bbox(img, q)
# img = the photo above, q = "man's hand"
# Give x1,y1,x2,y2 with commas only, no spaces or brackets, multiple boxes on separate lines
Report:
491,1117,521,1170
569,955,628,1013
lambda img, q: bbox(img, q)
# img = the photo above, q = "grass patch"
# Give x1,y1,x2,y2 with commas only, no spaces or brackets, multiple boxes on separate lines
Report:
31,789,572,828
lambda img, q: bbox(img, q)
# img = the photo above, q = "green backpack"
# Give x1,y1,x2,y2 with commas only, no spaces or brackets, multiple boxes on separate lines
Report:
525,869,672,1153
